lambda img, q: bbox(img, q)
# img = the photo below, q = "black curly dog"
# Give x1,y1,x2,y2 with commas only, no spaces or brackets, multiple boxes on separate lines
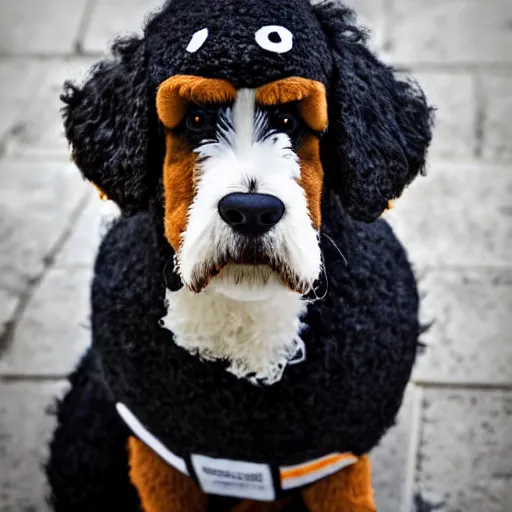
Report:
46,0,433,510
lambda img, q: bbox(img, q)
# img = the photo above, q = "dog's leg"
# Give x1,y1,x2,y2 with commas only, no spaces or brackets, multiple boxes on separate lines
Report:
46,349,140,511
300,455,376,512
128,436,208,512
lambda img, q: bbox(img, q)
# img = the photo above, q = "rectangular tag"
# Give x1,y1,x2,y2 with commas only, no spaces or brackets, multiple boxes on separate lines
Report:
191,454,276,502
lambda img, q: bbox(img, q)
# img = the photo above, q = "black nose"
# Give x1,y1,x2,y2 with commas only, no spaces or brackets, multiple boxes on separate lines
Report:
218,193,285,236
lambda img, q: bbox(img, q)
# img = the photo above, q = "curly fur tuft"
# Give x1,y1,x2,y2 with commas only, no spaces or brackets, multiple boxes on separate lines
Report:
61,36,159,214
314,1,434,222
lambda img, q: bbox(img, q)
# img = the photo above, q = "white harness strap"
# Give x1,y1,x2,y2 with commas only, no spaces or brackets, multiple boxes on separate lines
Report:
117,402,358,501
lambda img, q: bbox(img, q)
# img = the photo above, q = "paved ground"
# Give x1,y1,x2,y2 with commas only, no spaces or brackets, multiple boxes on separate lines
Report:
0,0,511,511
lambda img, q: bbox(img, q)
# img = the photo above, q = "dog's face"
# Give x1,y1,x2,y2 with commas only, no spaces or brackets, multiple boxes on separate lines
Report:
156,76,328,296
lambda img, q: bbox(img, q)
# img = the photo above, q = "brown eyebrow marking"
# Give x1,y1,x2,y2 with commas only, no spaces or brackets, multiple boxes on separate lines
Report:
255,77,328,133
156,75,237,129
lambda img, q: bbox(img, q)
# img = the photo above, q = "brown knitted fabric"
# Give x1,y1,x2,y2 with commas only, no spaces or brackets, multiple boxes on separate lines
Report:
231,498,293,512
128,436,207,512
301,456,376,512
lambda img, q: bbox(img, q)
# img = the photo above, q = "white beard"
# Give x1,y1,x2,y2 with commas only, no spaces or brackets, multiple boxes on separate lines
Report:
160,265,308,386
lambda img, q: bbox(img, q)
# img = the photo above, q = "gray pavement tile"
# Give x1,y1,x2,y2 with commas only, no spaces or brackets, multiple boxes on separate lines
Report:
371,385,420,512
81,0,163,54
0,380,67,512
0,266,92,377
482,73,512,163
0,0,89,55
0,59,47,140
55,194,119,269
0,59,47,100
416,388,512,512
389,0,512,65
413,72,477,160
415,269,512,386
0,158,88,294
387,162,512,269
4,58,96,157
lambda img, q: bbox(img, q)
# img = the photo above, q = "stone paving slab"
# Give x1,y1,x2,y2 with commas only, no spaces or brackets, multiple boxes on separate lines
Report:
415,269,512,386
481,73,512,162
0,158,88,293
0,0,89,55
416,388,512,512
81,0,164,54
388,0,512,65
413,71,477,160
0,266,92,377
371,384,420,512
3,58,96,157
388,162,512,269
0,380,68,512
0,59,47,140
0,158,89,350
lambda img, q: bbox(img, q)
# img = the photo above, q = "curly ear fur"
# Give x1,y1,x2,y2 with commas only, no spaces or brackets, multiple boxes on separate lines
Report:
315,2,434,222
62,37,154,214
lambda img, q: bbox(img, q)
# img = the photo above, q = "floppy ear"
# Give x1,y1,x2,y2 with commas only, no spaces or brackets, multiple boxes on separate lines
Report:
62,37,154,214
314,2,433,222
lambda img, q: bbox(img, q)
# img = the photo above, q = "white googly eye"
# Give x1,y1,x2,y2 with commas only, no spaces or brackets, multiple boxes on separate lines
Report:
186,28,208,53
255,25,293,54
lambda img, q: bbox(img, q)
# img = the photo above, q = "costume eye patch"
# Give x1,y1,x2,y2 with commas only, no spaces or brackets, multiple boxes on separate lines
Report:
186,28,209,53
255,25,293,54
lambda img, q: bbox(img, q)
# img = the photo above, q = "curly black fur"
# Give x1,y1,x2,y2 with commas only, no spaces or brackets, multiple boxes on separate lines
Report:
61,38,162,214
315,2,434,221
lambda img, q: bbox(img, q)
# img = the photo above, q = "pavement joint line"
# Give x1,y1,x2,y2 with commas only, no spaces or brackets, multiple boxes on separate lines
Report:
0,375,68,383
0,189,92,358
74,0,99,55
412,381,512,391
474,72,486,158
392,62,512,73
409,264,512,274
401,384,423,512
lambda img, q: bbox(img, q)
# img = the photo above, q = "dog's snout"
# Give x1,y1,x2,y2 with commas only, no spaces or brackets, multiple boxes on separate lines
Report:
218,193,285,236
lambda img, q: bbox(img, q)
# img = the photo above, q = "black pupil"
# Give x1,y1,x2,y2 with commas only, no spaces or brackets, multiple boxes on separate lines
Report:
277,114,294,132
268,31,282,44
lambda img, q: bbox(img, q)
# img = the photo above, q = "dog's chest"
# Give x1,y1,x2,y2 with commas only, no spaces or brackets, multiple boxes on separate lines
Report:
160,288,308,385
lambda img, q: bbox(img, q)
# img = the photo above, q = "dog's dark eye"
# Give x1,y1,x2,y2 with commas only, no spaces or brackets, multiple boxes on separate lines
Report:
182,107,218,144
186,109,211,133
270,110,300,138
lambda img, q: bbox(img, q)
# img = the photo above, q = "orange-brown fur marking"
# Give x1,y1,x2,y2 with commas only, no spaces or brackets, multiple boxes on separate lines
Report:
128,436,207,512
297,134,323,229
162,135,197,251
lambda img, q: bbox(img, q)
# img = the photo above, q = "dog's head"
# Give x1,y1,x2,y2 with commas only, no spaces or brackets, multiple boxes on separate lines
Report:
63,0,433,297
